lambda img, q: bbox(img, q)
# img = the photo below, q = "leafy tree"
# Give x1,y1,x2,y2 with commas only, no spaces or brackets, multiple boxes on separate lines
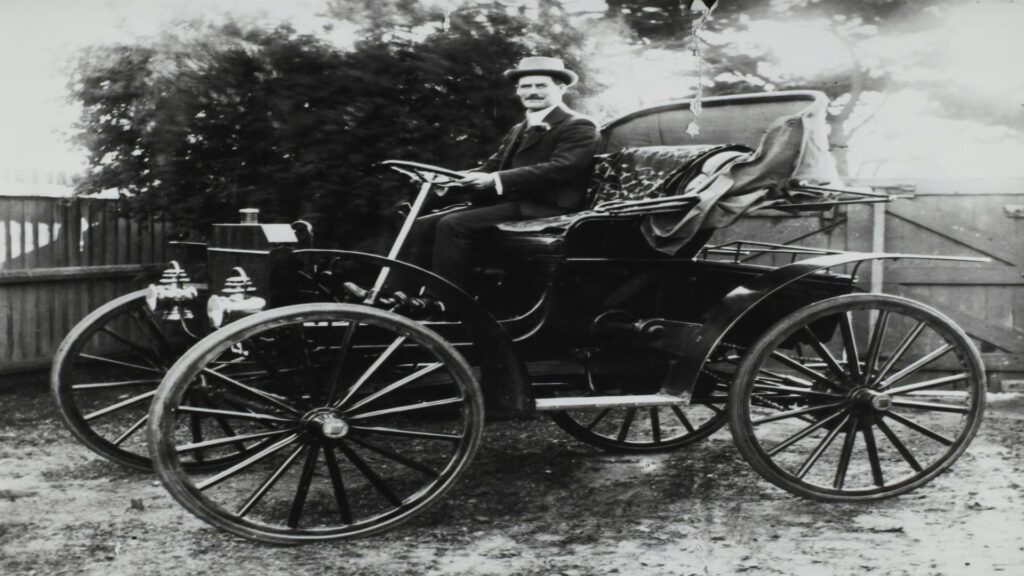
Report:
71,2,592,250
576,0,970,175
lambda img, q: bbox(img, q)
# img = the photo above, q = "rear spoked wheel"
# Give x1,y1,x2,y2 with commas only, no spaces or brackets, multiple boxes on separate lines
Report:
148,303,483,543
551,401,727,452
51,290,201,470
729,294,985,501
550,351,733,452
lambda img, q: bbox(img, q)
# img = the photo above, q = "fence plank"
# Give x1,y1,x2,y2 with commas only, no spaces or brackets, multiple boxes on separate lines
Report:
0,197,167,372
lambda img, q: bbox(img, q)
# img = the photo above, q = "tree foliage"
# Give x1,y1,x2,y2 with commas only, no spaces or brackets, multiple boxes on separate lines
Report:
71,1,591,249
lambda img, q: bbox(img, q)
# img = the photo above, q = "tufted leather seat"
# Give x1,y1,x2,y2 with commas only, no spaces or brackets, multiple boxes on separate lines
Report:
492,144,750,256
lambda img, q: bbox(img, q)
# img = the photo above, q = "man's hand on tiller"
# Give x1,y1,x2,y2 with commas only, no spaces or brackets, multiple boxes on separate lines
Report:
455,172,496,190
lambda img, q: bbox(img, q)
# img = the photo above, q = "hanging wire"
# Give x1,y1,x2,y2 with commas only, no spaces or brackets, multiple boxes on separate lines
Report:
686,0,718,137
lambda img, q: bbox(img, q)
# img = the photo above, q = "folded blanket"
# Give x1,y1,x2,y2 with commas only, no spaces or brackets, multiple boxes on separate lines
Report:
642,95,839,254
588,144,749,206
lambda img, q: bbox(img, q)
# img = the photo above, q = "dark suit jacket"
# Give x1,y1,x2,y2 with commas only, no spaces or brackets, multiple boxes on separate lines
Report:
478,106,600,211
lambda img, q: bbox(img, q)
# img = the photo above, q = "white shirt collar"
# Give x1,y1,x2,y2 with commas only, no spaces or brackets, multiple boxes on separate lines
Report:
525,105,558,126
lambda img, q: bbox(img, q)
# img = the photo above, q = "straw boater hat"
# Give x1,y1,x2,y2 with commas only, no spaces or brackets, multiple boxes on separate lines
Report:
503,56,579,86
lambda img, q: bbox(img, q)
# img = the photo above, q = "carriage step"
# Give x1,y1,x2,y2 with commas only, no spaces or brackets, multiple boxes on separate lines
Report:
534,393,688,412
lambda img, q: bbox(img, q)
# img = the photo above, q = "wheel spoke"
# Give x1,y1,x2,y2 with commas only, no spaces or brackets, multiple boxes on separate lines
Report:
758,368,815,389
861,425,885,486
345,362,443,413
128,307,175,364
616,408,637,442
838,312,862,382
324,322,359,406
885,373,969,396
176,405,297,424
176,428,297,454
889,398,969,414
348,436,440,478
82,389,157,421
190,412,205,462
796,414,849,479
870,321,926,386
237,444,304,518
670,405,696,432
79,353,162,374
586,409,611,430
287,443,321,528
336,336,407,409
98,326,164,370
832,417,859,489
72,378,162,390
245,338,305,396
751,402,846,426
338,442,403,507
347,397,463,420
799,327,848,383
111,414,149,446
875,418,923,472
294,324,316,392
876,344,953,390
767,408,847,457
195,433,301,491
769,352,846,393
882,411,954,446
862,310,890,386
348,425,461,443
750,383,843,399
706,403,726,415
322,444,353,524
649,408,661,443
202,367,303,415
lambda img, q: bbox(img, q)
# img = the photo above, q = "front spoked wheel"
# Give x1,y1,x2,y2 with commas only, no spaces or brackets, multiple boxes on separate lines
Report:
148,303,483,543
729,294,985,501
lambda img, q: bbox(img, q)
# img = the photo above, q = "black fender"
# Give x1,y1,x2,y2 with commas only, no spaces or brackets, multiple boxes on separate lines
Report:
292,249,533,411
663,251,988,399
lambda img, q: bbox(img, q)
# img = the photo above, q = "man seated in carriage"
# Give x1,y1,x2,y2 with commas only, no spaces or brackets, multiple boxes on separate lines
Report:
398,56,600,294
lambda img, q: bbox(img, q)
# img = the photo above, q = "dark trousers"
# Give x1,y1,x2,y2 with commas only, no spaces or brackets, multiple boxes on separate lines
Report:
403,201,566,290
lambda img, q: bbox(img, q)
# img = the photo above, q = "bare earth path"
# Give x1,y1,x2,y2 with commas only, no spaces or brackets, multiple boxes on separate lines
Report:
1,384,1022,576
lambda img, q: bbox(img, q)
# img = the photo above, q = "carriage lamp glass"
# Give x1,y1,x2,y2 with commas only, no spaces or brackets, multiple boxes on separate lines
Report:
145,260,198,320
206,267,266,328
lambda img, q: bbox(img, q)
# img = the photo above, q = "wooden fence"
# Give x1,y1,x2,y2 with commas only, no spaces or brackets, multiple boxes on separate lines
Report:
2,177,1022,386
0,196,166,374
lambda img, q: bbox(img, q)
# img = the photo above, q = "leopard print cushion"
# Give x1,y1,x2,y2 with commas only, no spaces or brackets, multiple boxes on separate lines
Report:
498,144,751,235
584,145,734,206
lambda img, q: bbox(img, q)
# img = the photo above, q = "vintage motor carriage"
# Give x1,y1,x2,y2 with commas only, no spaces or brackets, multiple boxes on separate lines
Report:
51,91,988,543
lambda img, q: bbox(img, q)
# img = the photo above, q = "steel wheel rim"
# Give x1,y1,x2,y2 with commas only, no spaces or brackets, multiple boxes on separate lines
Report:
732,294,985,499
149,304,483,542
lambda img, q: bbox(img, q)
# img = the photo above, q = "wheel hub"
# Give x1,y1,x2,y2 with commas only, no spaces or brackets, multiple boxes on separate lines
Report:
850,388,892,412
306,410,350,439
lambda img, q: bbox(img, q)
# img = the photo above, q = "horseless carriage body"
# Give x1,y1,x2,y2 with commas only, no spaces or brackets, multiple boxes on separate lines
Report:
51,91,988,544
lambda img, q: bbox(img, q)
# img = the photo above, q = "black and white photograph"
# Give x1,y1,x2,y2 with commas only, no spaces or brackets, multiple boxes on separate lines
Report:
1,1,1022,574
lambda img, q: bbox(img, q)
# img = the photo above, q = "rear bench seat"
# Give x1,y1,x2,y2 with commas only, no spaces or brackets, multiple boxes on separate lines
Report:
493,144,750,255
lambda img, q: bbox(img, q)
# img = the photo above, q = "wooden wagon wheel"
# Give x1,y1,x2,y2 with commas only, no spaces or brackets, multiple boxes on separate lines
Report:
148,303,483,543
548,347,734,452
729,294,985,501
50,289,219,471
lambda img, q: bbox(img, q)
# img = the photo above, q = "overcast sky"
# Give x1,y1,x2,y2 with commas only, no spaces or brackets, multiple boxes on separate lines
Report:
0,0,1021,181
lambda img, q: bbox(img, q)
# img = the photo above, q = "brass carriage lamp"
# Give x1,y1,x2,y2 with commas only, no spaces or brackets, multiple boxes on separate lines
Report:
144,260,199,321
206,267,267,328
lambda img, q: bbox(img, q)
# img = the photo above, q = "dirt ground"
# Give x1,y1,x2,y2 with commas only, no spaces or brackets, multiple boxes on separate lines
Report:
1,382,1022,576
